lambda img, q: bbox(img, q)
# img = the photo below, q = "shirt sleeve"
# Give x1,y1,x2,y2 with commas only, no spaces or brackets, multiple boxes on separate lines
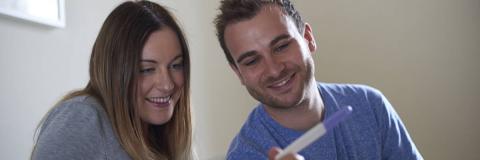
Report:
370,89,424,160
31,101,107,160
226,134,268,160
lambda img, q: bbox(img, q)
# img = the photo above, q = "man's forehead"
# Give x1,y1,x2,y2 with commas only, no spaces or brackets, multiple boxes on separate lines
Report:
224,7,296,54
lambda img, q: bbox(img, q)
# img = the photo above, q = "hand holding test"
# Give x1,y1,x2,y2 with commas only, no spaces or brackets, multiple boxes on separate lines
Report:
275,106,353,160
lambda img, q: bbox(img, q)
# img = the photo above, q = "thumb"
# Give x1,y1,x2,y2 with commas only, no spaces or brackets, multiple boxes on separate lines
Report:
268,147,282,160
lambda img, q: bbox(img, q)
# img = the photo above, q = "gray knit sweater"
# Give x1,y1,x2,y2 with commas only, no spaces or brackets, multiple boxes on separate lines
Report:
31,96,131,160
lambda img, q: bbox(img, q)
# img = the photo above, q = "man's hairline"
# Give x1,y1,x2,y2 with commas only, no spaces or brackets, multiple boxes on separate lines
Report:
222,8,305,68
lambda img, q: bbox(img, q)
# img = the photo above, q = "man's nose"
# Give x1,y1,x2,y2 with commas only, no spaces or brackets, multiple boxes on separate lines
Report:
263,56,285,79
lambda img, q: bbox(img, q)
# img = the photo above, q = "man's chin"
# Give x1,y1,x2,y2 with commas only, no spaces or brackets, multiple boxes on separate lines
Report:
265,98,302,109
249,89,302,107
268,105,295,110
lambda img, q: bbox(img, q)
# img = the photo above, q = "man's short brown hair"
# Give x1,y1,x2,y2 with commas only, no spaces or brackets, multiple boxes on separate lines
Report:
214,0,305,65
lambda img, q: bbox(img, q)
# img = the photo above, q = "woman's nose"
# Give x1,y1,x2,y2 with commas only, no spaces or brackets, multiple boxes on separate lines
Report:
154,69,174,92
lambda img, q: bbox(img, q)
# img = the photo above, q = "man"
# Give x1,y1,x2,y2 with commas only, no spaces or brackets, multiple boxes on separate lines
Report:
214,0,423,159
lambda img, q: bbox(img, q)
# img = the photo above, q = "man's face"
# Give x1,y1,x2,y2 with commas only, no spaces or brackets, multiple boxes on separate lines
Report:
224,5,316,109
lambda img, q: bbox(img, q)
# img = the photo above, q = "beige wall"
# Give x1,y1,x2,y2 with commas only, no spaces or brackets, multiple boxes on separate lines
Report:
158,1,258,159
295,0,480,159
0,0,478,160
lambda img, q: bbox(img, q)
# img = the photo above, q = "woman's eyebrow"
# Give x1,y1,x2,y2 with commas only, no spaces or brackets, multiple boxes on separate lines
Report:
140,59,157,64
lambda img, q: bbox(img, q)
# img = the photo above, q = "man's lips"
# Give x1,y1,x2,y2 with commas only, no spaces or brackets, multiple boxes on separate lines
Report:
267,73,295,88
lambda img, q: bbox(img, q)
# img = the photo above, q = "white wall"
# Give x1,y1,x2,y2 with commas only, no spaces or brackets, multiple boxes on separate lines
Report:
0,0,479,160
0,0,122,159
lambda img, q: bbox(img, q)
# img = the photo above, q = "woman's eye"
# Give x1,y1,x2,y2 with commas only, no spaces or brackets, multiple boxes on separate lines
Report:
140,68,155,74
170,63,184,70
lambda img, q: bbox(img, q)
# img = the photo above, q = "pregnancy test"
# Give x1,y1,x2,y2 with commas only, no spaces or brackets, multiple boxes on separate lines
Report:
275,106,353,160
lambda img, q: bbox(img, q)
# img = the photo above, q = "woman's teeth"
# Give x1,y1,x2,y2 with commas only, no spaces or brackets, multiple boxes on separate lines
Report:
147,96,171,103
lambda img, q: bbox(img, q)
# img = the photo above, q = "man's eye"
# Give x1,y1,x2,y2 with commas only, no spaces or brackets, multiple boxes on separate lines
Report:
274,42,290,52
243,58,258,66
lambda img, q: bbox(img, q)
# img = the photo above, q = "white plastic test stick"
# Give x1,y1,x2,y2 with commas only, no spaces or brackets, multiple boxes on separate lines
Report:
275,106,353,160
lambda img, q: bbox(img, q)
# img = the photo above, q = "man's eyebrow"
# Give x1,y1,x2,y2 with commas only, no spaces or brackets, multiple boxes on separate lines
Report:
234,34,290,64
236,51,257,64
270,34,291,47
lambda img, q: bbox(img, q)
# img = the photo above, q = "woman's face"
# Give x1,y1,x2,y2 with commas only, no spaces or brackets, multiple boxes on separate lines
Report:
137,28,185,125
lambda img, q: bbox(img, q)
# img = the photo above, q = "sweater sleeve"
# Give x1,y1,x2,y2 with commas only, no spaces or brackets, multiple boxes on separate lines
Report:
32,100,107,160
368,88,423,160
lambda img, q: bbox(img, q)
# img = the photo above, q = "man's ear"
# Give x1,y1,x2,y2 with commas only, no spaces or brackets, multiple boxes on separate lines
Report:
230,63,245,85
303,23,317,53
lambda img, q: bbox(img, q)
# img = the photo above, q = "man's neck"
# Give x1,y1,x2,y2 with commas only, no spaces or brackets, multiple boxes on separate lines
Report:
265,84,324,131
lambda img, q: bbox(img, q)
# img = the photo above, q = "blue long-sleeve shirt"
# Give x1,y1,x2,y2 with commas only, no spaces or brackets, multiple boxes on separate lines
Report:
227,82,423,160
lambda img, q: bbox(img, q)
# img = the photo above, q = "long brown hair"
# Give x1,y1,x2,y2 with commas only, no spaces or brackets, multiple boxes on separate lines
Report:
34,1,192,159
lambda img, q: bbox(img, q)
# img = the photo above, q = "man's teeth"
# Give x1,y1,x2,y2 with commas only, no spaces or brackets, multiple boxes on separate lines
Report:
148,96,171,103
272,79,289,87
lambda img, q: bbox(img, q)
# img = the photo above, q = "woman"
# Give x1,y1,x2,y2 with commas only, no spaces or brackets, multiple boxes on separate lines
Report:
31,1,193,159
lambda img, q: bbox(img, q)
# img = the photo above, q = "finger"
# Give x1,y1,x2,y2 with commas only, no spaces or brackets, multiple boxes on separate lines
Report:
281,153,305,160
268,147,282,160
293,154,305,160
